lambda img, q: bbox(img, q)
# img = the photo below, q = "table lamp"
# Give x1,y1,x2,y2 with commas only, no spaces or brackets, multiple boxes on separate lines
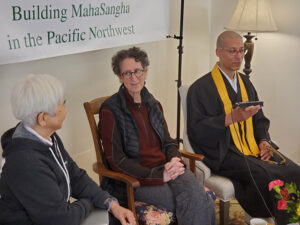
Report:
225,0,278,78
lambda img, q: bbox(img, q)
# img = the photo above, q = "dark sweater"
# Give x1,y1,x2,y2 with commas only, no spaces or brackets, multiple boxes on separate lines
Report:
99,86,180,205
0,123,111,225
102,88,167,170
100,86,180,186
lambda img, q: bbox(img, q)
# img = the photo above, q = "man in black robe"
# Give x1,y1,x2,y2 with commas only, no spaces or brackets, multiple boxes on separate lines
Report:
187,31,300,225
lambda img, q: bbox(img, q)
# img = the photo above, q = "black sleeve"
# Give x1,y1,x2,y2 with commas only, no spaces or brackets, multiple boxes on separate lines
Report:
5,151,92,225
187,80,227,147
245,80,271,142
156,102,181,161
164,127,181,162
54,135,111,209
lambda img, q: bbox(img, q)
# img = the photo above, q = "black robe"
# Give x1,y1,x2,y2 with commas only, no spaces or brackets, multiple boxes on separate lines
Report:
187,70,300,225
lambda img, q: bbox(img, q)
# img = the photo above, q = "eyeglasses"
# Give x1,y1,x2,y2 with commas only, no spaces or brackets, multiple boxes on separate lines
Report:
221,48,248,56
121,68,145,79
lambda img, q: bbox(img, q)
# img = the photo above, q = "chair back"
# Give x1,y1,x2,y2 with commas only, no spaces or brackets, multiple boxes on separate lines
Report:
178,86,195,154
179,86,236,224
83,96,110,183
179,86,211,180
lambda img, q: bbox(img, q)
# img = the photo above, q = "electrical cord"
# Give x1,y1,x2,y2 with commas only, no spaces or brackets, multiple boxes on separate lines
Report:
230,108,277,225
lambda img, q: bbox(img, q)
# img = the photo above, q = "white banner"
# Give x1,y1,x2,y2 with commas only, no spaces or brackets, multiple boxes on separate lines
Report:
0,0,169,65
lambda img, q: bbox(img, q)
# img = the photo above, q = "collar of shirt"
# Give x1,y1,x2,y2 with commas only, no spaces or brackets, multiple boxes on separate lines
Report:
217,65,238,93
123,87,143,110
24,125,53,146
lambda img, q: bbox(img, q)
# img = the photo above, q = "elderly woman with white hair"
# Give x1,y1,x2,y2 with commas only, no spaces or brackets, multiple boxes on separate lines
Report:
0,74,136,225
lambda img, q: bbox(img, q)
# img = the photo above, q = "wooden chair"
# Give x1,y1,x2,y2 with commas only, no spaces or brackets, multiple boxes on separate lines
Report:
83,96,206,225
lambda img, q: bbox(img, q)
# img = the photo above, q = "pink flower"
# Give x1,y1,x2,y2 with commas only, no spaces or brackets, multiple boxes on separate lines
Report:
204,187,210,192
269,180,284,191
145,211,162,225
277,199,287,210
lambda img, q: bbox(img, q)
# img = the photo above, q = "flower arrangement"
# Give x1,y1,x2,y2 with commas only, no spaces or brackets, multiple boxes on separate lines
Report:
269,180,300,223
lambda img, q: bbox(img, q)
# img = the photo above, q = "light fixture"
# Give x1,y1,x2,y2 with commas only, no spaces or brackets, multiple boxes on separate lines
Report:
225,0,278,78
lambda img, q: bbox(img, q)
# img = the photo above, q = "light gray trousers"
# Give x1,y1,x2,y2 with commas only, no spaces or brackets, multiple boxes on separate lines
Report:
134,169,216,225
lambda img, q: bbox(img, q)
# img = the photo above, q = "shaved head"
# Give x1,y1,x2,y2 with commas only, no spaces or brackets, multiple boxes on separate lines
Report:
215,31,244,77
217,31,242,49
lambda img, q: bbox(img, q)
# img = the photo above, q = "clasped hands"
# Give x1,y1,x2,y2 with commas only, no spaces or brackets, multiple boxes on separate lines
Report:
163,157,185,182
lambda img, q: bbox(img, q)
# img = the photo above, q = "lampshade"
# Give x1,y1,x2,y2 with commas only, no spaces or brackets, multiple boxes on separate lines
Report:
225,0,278,32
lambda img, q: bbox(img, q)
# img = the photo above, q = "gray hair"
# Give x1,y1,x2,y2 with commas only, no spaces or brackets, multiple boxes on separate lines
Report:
111,46,149,75
11,74,65,127
216,31,242,49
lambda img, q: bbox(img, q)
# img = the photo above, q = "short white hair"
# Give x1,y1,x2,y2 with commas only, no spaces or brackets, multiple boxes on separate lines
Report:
11,74,65,127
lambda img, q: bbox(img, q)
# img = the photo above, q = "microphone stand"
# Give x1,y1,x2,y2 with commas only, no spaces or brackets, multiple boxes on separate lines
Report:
167,0,184,144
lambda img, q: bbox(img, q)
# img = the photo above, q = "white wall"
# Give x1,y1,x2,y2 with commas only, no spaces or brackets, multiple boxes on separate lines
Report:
0,0,211,165
209,0,300,163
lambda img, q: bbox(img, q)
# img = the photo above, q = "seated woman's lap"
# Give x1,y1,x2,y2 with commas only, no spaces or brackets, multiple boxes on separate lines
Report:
134,179,175,211
134,169,208,212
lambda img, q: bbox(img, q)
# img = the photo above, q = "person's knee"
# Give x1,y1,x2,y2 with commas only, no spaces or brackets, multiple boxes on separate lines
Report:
174,171,207,202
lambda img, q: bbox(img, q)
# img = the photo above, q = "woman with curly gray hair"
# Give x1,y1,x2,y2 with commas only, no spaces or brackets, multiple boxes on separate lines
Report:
99,47,216,225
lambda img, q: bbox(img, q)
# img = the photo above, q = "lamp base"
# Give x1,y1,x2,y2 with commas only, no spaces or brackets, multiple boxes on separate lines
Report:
243,32,255,79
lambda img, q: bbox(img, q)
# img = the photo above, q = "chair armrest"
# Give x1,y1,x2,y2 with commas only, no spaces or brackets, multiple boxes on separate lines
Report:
195,161,211,180
93,162,140,220
180,150,204,161
179,150,204,174
93,162,140,188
